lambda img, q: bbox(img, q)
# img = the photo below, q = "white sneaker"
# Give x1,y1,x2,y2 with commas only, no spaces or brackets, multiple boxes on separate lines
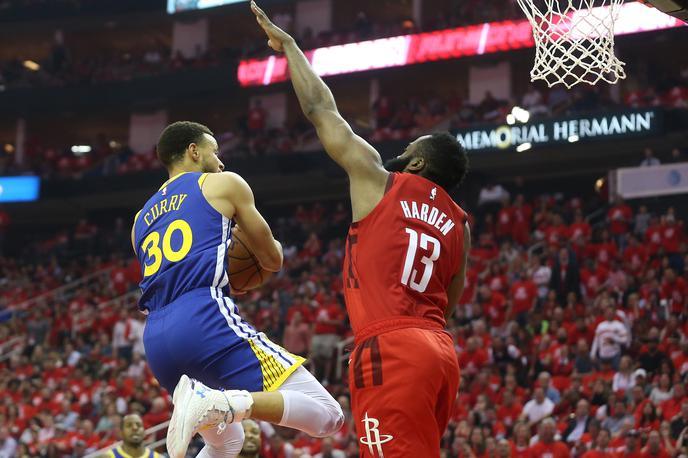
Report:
166,375,254,458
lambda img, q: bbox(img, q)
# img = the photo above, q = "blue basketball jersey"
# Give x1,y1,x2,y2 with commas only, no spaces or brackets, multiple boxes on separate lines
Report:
133,172,231,312
108,446,162,458
133,171,305,394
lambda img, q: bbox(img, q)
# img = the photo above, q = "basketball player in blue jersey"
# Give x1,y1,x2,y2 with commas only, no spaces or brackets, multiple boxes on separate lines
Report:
131,121,343,458
101,414,164,458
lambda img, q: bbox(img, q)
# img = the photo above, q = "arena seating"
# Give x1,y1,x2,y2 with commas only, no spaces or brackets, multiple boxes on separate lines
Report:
0,185,686,457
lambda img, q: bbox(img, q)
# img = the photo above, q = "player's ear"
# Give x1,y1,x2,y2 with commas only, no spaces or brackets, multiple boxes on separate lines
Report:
188,143,200,161
406,156,425,172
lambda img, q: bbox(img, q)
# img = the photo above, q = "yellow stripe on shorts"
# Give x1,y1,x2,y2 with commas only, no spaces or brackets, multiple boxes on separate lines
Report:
247,339,305,391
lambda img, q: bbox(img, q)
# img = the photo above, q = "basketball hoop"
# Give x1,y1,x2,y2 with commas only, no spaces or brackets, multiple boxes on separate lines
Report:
516,0,627,88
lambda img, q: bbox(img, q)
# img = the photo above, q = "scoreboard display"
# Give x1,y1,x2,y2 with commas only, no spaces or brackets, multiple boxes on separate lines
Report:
167,0,247,14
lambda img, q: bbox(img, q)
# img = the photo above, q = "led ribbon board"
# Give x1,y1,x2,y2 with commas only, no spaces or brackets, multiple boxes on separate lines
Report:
168,0,247,14
0,176,40,203
238,2,685,87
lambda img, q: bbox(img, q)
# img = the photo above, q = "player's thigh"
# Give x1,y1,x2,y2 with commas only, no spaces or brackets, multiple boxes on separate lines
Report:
349,330,449,457
431,331,460,435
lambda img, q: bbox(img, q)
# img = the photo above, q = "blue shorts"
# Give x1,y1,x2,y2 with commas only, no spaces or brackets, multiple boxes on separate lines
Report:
143,287,304,393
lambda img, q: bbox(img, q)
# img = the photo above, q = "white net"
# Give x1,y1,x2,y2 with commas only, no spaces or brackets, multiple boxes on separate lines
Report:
516,0,627,88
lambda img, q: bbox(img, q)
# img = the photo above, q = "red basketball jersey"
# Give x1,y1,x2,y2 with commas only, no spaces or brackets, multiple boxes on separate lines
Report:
343,172,467,341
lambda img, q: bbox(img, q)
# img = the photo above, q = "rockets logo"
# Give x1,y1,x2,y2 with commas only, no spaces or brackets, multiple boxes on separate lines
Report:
359,413,393,457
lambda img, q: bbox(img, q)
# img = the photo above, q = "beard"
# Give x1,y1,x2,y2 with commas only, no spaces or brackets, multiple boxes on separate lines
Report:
383,155,412,172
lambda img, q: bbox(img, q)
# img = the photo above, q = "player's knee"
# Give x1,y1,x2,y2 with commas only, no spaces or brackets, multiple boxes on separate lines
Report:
314,401,345,437
199,423,245,457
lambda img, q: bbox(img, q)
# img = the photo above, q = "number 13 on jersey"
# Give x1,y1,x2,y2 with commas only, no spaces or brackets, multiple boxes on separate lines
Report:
401,228,440,293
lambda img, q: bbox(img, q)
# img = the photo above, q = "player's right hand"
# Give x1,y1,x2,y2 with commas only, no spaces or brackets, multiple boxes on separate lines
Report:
250,1,294,52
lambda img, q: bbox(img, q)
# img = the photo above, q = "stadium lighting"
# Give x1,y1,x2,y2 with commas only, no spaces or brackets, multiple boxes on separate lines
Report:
516,143,532,152
23,60,40,71
71,145,92,155
511,106,530,123
595,178,605,191
506,114,516,125
568,135,580,143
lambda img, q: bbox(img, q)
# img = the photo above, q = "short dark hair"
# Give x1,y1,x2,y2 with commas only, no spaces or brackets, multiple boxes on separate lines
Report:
417,132,468,191
157,121,213,167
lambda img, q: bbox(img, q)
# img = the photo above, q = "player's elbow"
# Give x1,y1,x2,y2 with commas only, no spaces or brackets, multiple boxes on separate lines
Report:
312,403,345,438
256,241,283,272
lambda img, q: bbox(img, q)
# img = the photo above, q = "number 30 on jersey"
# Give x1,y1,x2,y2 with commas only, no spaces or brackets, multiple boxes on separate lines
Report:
401,228,440,293
141,219,193,277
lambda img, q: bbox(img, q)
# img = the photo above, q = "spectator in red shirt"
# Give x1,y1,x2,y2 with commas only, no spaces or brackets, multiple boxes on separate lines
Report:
141,397,169,428
282,310,311,357
512,194,533,245
509,271,537,324
530,418,571,458
608,198,633,237
623,235,649,275
309,299,344,384
581,428,613,458
247,99,267,133
497,390,523,429
614,429,642,458
672,341,688,377
660,213,683,256
545,214,570,248
570,208,592,242
459,336,489,377
639,430,671,458
645,217,664,256
660,268,687,314
511,422,535,458
496,199,514,240
478,285,508,327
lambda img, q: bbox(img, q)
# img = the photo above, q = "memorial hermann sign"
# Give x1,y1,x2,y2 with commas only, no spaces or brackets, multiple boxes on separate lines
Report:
455,109,661,152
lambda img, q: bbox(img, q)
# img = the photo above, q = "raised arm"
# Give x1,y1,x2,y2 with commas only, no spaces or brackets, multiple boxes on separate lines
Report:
251,1,388,221
202,172,283,272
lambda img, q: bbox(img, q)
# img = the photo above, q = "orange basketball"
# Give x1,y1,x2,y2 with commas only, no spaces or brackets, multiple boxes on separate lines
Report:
227,226,273,294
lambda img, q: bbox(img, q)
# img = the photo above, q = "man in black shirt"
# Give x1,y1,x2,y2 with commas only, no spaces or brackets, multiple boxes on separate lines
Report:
670,399,688,440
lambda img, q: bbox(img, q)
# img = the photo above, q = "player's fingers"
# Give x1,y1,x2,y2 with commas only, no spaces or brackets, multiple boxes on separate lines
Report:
251,1,270,23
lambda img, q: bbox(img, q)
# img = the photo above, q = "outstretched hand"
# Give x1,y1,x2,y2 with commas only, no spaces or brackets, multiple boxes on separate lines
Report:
250,0,294,53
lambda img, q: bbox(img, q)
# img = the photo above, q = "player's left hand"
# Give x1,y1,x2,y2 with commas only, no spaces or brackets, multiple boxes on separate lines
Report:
250,0,294,52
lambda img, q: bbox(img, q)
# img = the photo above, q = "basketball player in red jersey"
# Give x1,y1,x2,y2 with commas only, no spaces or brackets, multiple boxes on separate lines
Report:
252,3,470,456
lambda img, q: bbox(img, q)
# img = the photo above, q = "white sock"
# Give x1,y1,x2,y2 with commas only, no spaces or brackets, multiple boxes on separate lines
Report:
211,390,253,424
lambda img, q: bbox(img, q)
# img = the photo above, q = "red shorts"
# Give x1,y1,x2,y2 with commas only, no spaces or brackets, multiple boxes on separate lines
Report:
349,327,460,457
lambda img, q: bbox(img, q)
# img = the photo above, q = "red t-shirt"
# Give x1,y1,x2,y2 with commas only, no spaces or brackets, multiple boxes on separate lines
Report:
510,280,537,314
497,206,514,238
645,225,663,254
545,224,570,248
623,245,648,273
608,205,632,235
639,448,671,458
482,291,508,326
313,304,344,335
570,222,592,241
661,224,683,253
529,441,572,458
459,348,489,375
511,443,535,458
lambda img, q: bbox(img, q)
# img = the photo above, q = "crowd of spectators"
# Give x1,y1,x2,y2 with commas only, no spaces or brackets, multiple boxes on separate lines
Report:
0,178,686,457
3,72,686,182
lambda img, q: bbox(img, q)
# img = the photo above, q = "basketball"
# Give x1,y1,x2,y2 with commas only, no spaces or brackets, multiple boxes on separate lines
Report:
227,225,273,294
